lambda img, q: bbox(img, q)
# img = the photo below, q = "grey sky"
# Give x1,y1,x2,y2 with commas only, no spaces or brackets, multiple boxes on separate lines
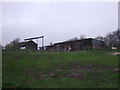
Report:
2,2,118,47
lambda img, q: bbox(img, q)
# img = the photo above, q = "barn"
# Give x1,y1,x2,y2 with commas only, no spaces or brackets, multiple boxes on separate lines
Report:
20,41,38,51
45,38,104,52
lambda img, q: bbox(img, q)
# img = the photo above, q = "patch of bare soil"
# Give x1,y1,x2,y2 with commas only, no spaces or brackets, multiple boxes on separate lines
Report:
28,62,118,80
68,65,93,73
66,65,93,78
114,68,120,72
37,72,85,79
94,64,113,70
111,52,120,55
38,73,57,78
68,73,84,78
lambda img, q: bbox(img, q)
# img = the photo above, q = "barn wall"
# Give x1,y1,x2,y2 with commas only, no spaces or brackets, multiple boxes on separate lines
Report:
74,41,82,50
92,39,104,49
26,41,37,51
81,39,92,50
45,38,105,52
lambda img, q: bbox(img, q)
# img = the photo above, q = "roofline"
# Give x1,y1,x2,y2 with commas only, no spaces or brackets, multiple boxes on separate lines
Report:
20,41,38,46
24,36,44,41
45,38,104,47
54,38,93,45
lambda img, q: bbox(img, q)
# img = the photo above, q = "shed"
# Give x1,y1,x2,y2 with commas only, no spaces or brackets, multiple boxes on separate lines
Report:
20,41,37,51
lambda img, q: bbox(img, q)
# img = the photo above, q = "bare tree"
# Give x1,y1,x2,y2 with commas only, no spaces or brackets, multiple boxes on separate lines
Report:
68,37,79,41
5,38,21,50
105,29,120,47
10,38,20,45
95,36,105,41
116,28,120,46
68,34,86,41
80,34,86,39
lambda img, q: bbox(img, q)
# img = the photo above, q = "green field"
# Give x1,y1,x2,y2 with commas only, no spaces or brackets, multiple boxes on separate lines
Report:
2,50,119,88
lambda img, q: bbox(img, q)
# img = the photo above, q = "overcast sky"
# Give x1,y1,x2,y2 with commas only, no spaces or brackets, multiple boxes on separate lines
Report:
2,2,118,47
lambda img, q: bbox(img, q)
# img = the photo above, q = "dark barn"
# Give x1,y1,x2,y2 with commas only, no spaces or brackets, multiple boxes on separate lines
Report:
45,38,104,52
20,41,38,51
74,38,104,50
45,45,55,52
45,41,74,52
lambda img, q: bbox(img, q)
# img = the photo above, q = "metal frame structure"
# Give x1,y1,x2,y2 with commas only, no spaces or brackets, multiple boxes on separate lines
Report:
24,36,44,49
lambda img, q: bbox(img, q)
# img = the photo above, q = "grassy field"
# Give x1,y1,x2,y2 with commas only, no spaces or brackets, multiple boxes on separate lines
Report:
2,50,119,88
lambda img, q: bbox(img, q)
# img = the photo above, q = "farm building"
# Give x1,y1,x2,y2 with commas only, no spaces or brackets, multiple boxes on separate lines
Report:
20,41,38,51
45,38,104,52
5,41,38,51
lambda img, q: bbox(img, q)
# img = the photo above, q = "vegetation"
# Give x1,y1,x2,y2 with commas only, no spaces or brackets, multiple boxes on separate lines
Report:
2,50,119,88
95,29,120,48
5,38,20,50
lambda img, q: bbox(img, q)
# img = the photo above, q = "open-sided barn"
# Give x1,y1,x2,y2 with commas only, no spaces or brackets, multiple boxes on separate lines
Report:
45,38,104,52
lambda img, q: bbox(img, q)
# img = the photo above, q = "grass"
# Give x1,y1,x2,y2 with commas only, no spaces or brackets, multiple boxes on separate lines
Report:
2,49,119,88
